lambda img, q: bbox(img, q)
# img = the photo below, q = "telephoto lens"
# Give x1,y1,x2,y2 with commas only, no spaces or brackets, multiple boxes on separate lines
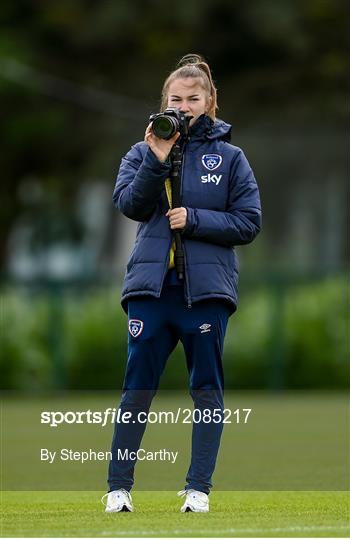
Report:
149,108,192,140
152,115,179,140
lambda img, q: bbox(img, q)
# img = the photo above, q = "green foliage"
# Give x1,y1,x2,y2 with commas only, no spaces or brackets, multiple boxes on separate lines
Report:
224,289,273,388
64,287,126,389
284,277,349,388
1,276,349,391
0,287,53,390
224,275,349,389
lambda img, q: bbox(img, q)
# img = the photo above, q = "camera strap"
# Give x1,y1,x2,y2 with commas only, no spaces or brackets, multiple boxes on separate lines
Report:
168,142,185,280
164,178,176,270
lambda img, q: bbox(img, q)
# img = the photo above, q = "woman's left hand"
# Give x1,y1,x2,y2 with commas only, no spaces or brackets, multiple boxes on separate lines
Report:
165,207,187,230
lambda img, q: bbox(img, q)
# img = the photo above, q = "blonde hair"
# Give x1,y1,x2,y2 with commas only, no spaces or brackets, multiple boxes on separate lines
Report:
160,54,218,120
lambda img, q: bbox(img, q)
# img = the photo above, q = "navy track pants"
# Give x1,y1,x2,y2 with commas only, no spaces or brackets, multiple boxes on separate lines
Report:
108,276,231,494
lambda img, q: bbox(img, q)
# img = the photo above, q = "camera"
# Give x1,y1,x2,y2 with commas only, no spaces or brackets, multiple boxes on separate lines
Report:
149,108,192,140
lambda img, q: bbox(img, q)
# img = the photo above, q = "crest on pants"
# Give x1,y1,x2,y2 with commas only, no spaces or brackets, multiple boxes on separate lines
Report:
128,319,144,338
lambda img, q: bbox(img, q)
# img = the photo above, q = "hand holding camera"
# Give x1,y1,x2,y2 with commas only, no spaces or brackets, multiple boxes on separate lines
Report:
145,108,192,162
144,123,179,163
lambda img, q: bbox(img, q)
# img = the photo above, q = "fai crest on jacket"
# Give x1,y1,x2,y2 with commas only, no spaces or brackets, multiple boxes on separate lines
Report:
128,319,144,337
201,154,222,171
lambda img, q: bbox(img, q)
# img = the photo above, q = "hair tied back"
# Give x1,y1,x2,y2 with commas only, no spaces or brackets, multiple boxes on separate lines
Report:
176,54,204,68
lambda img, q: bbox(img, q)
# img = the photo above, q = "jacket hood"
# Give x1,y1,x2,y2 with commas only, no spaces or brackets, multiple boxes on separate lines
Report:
189,114,232,142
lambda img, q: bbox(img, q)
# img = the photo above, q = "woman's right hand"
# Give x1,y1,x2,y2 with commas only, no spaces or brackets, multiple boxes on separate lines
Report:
144,123,180,163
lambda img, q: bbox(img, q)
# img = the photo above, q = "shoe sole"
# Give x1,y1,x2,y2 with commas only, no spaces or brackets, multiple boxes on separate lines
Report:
182,505,209,513
106,504,133,513
121,505,133,512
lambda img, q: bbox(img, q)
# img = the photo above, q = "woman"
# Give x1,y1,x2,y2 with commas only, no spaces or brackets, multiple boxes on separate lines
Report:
103,54,261,513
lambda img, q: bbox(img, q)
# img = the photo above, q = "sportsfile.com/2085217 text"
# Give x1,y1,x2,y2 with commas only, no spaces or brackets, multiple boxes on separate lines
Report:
40,408,252,427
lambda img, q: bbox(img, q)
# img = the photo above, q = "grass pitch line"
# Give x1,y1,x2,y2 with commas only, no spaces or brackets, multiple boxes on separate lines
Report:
99,524,350,536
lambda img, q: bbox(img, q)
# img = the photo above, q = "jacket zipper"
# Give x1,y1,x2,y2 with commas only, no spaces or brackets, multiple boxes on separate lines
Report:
157,236,173,297
180,139,192,308
182,241,192,308
180,136,189,199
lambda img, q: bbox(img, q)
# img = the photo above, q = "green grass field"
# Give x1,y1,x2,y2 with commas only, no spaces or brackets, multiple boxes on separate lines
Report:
3,392,349,492
2,490,349,537
2,392,349,536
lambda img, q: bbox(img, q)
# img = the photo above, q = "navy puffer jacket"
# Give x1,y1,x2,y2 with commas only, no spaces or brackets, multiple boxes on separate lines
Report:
113,114,261,314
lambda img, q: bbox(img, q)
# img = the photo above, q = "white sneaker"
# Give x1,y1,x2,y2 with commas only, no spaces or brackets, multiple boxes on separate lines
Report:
101,489,134,512
178,489,209,512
